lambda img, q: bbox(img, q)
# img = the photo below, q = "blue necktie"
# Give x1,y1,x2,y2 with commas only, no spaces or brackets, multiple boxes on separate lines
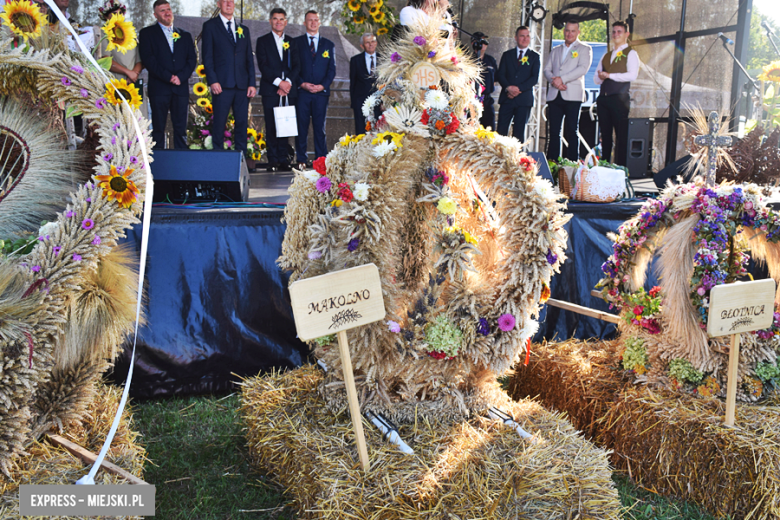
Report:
227,20,235,43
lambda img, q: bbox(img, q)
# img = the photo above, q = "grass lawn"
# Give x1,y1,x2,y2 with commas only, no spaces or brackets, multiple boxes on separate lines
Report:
132,392,726,520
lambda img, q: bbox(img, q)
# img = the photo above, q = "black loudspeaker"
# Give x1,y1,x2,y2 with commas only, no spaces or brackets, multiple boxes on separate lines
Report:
527,151,554,184
151,150,249,203
626,118,654,178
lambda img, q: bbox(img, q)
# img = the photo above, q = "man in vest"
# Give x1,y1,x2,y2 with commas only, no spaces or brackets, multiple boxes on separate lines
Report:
594,21,639,166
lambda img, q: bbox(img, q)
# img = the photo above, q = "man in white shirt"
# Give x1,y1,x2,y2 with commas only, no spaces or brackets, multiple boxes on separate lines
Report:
544,21,592,161
349,33,379,134
594,21,639,166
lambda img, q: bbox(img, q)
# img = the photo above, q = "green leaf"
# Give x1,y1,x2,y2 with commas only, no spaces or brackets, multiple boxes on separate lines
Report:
64,105,82,119
765,84,775,99
97,56,113,71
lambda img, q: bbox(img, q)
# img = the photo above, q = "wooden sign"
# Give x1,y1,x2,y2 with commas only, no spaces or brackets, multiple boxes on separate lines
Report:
706,279,776,426
409,62,440,91
289,264,386,342
289,264,387,472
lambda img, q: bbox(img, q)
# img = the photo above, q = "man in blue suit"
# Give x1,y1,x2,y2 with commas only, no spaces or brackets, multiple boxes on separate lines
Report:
349,33,378,135
256,7,300,172
201,0,257,153
138,0,196,149
496,26,540,143
294,10,336,168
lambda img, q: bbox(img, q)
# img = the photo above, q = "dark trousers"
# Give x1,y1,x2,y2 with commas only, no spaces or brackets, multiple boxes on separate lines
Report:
547,93,582,162
497,104,531,142
479,99,495,130
262,95,292,166
149,94,189,150
353,108,366,136
212,87,249,153
296,91,329,163
596,92,630,166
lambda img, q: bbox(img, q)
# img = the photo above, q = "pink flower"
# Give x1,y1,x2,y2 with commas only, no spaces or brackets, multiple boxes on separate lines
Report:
697,287,706,296
632,305,644,316
61,77,71,86
81,219,94,230
497,313,515,332
308,251,322,260
92,235,101,245
315,176,332,193
80,89,89,98
387,320,401,333
72,254,82,261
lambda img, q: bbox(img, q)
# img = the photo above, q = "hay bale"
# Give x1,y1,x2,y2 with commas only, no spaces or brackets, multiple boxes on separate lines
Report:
0,383,145,519
241,365,621,520
509,339,780,518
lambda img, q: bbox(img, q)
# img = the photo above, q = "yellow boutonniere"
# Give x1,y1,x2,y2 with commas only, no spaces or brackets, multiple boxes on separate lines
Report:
282,41,290,50
172,32,180,42
236,26,244,38
615,50,625,61
322,50,330,58
520,56,529,65
571,51,579,58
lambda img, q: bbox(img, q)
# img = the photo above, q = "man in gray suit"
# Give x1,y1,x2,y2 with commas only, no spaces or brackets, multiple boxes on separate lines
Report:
544,22,592,161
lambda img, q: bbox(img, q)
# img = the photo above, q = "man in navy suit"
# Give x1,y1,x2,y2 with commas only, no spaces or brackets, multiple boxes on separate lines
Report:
201,0,257,153
349,33,378,135
256,7,300,172
294,10,336,168
138,0,196,149
496,26,540,143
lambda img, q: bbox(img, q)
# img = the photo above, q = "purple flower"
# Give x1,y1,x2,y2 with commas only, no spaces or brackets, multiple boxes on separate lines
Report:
130,156,138,164
86,198,92,202
80,89,89,98
111,136,117,145
53,246,61,257
61,77,71,86
72,254,82,261
225,140,232,148
348,238,360,252
81,218,94,230
428,50,436,58
477,318,490,336
31,265,40,272
113,122,121,131
391,52,400,63
95,98,107,109
224,131,232,137
70,65,84,74
546,249,558,265
201,129,210,136
127,140,132,147
308,251,322,260
413,36,427,46
66,210,74,218
92,235,101,245
497,313,516,332
387,320,401,333
103,153,113,161
315,176,332,193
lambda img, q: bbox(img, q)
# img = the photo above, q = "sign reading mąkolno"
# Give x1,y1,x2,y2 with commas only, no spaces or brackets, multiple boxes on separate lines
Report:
706,278,776,426
289,264,387,471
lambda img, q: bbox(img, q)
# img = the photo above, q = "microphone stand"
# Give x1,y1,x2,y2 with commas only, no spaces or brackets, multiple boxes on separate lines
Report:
766,25,780,59
720,38,761,123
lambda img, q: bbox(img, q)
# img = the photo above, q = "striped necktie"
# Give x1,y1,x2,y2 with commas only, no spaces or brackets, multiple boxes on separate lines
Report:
227,20,235,43
310,36,315,56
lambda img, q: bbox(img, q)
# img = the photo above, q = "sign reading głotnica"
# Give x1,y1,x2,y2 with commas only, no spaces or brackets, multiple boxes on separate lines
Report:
706,279,776,338
289,264,386,341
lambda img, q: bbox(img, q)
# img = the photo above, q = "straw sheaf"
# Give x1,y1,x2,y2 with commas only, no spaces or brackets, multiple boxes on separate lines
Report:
241,366,622,519
510,338,780,518
0,383,144,519
0,30,152,474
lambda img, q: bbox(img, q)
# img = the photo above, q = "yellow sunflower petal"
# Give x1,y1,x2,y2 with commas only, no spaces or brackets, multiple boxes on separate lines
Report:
196,64,206,78
196,97,208,107
102,13,137,54
193,82,209,96
99,165,139,208
104,78,142,110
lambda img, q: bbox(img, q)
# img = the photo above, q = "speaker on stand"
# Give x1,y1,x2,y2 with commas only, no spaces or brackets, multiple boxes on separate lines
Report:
151,150,249,203
626,118,654,178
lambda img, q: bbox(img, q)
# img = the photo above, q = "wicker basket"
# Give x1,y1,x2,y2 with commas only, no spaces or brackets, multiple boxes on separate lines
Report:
558,165,576,197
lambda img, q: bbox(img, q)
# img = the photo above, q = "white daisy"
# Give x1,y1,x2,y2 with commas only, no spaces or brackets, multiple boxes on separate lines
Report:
204,135,213,150
533,179,555,201
373,141,397,157
353,182,370,201
425,90,449,110
38,221,58,237
303,170,320,183
362,94,377,118
384,105,429,136
518,319,539,345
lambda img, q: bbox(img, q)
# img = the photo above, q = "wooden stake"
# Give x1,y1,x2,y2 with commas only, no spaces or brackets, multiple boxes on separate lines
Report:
724,333,740,427
546,298,620,324
336,330,370,471
46,434,148,485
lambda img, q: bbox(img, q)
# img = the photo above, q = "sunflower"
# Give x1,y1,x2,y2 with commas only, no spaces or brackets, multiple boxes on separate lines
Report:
204,103,213,114
369,4,381,15
102,13,137,54
95,165,140,208
247,128,258,140
371,11,386,24
257,140,266,150
353,15,366,24
347,0,361,11
373,0,384,8
758,61,780,83
252,152,261,161
196,97,209,107
193,82,208,96
377,27,388,36
0,0,46,41
372,131,404,148
196,64,206,78
104,79,142,110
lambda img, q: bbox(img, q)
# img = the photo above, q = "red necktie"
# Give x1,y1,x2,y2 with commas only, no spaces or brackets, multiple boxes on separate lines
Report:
518,49,524,65
370,55,374,73
310,36,315,56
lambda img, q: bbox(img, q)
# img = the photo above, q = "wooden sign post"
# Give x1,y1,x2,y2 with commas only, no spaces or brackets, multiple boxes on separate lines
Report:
289,264,386,471
707,279,776,426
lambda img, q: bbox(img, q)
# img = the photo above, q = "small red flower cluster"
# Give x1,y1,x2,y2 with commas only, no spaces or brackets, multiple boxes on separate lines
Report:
313,157,327,176
337,182,354,203
445,116,459,134
519,156,536,172
427,351,453,360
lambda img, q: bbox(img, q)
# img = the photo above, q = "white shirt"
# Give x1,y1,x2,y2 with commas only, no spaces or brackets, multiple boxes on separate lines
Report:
516,46,528,60
272,32,286,86
560,41,575,65
306,32,320,54
219,13,236,41
594,43,639,85
364,52,377,74
159,22,174,52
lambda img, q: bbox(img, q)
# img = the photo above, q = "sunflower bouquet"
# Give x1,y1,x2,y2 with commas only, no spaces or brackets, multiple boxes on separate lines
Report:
342,0,395,36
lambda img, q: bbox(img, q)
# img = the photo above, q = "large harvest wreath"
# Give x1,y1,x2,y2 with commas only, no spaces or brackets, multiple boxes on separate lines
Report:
597,180,780,401
0,9,151,474
279,12,570,423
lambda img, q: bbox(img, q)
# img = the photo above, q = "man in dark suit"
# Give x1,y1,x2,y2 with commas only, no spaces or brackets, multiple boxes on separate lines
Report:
294,10,336,168
201,0,257,153
496,25,540,143
138,0,197,149
349,32,378,135
256,7,300,172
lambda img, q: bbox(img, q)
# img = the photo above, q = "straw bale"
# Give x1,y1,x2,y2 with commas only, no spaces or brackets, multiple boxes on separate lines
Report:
510,339,780,518
0,382,145,519
241,366,621,520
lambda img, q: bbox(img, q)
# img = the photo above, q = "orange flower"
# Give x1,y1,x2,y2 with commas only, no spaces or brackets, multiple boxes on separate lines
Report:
365,121,372,131
540,283,551,303
435,120,446,130
95,165,140,208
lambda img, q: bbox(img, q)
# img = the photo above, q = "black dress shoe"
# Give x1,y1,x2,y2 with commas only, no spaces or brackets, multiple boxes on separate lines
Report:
296,162,307,170
266,164,278,172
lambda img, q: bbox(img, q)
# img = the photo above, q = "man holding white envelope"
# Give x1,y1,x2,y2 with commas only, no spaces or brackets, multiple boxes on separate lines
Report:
256,7,300,172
